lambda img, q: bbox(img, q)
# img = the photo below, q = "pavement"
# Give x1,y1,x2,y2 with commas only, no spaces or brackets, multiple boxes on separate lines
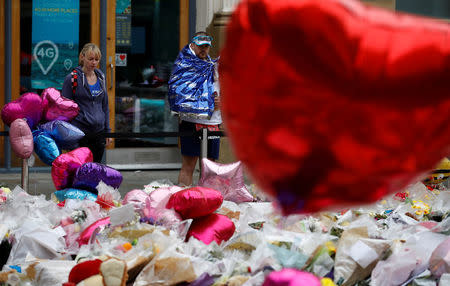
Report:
0,167,256,199
0,168,184,199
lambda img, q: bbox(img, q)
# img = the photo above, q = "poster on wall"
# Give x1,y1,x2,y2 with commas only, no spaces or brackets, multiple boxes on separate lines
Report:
31,0,80,90
116,0,132,47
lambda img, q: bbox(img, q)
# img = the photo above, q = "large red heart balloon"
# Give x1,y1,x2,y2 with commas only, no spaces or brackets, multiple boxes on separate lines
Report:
220,0,450,214
1,92,43,129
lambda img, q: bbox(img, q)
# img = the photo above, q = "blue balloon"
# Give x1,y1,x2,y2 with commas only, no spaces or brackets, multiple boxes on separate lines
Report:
32,129,61,165
40,120,85,150
53,188,97,202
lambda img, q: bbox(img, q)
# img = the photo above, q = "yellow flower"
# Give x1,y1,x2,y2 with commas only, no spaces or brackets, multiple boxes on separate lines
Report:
411,200,430,216
321,277,336,286
325,241,336,254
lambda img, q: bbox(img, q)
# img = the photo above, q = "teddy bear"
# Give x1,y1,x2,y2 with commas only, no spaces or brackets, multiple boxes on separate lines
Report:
63,256,128,286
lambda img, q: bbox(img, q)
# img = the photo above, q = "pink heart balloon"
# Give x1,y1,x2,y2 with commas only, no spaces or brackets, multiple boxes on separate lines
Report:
9,118,34,159
51,147,94,190
1,92,43,129
41,87,79,122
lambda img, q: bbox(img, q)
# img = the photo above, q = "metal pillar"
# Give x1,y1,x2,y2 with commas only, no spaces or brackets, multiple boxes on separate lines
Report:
4,0,12,170
21,159,29,192
199,128,208,175
201,128,208,159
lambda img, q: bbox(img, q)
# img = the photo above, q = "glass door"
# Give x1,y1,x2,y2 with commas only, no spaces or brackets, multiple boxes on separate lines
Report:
114,0,180,148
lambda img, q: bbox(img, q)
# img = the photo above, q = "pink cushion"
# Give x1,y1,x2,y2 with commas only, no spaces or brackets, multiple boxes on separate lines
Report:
51,147,93,190
41,87,79,122
186,213,235,245
9,118,33,159
146,186,183,227
122,189,149,216
166,186,223,219
1,92,43,129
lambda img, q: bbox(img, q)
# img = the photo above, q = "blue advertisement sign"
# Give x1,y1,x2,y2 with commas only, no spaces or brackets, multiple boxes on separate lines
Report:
31,0,80,89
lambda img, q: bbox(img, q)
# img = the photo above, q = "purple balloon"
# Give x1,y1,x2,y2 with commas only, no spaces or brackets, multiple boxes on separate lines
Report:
72,162,123,192
1,92,43,129
40,120,84,150
41,87,79,122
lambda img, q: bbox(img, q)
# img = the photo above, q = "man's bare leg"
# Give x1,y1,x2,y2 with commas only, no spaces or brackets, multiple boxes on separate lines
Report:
178,155,198,186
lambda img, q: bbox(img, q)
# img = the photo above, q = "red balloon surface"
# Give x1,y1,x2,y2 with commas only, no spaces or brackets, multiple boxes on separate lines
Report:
220,0,450,214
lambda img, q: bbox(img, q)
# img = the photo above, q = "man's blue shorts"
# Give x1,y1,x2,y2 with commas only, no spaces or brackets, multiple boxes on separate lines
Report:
179,121,220,160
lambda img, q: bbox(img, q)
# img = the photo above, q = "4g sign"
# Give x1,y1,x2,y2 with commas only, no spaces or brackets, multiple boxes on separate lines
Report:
33,40,59,75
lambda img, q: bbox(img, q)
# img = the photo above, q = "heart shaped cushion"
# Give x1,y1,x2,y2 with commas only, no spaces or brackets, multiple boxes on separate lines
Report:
1,92,43,129
186,213,235,245
41,87,79,122
220,0,450,214
166,186,223,219
9,118,33,159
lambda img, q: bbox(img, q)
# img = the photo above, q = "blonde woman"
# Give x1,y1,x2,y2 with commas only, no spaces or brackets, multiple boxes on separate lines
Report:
62,43,111,163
